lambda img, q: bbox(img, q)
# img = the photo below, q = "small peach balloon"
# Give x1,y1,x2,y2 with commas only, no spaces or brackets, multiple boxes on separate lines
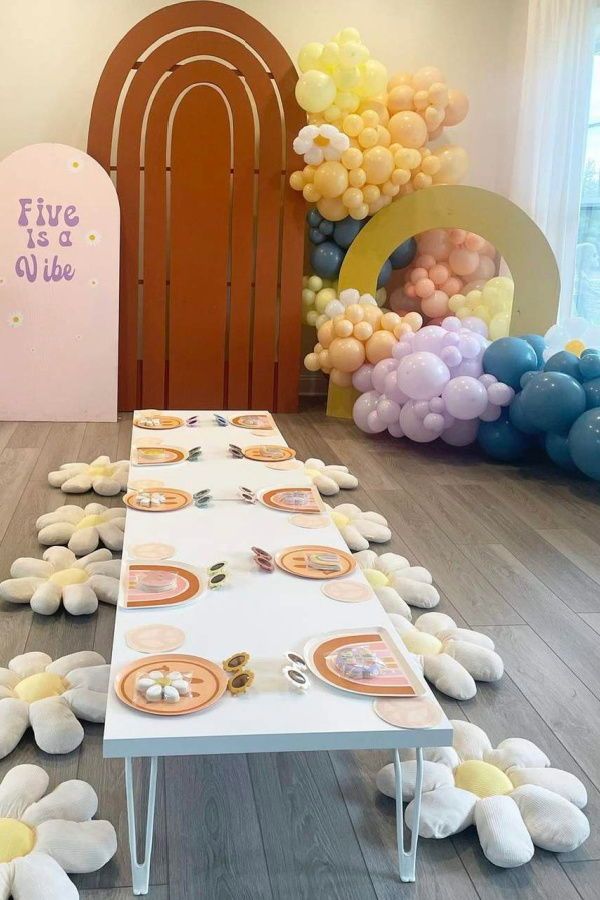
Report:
349,167,367,188
440,277,463,296
449,247,479,276
389,110,428,149
366,329,396,363
317,320,334,348
415,278,435,299
328,336,365,372
430,264,449,286
444,89,469,126
387,84,415,113
304,352,320,372
381,311,402,331
330,368,353,387
464,232,486,252
404,311,423,332
334,318,354,338
362,146,394,185
432,145,469,185
362,305,384,326
410,267,428,284
318,349,330,367
393,322,413,338
345,304,365,324
421,290,450,318
353,321,373,341
413,66,445,91
418,229,451,259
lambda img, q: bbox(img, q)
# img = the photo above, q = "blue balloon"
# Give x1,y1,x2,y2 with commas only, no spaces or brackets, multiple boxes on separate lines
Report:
309,227,326,245
520,371,538,389
483,337,538,390
581,347,598,357
333,216,363,249
319,219,334,236
509,391,540,435
519,371,586,434
389,237,417,269
378,258,393,288
307,209,322,228
310,242,344,279
545,432,577,472
583,376,600,409
544,350,581,380
478,410,533,461
519,334,546,369
569,409,600,480
579,351,600,382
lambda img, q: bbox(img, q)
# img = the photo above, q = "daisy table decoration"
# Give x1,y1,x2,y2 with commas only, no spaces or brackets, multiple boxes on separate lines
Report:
36,503,126,554
48,455,129,496
105,410,453,894
353,549,440,618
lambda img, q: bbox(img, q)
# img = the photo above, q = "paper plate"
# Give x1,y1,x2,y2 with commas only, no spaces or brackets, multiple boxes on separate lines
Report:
129,542,176,560
114,653,227,716
266,459,303,471
124,488,192,512
230,414,273,430
321,581,372,603
242,445,296,463
259,486,322,514
125,624,186,654
122,562,202,608
289,514,330,529
304,628,425,697
373,696,443,729
132,446,186,466
134,415,184,430
275,545,355,580
128,478,165,491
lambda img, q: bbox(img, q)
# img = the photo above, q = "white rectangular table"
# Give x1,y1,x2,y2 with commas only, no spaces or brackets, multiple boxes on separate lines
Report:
104,410,452,894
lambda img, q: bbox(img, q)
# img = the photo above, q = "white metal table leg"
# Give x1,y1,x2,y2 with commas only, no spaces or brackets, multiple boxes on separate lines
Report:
125,756,158,896
394,747,423,883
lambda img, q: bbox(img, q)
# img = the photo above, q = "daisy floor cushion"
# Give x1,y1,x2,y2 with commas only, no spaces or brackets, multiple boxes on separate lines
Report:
48,456,129,496
302,458,358,495
0,764,116,899
325,503,391,551
377,720,590,867
0,651,109,758
353,550,440,618
36,503,125,555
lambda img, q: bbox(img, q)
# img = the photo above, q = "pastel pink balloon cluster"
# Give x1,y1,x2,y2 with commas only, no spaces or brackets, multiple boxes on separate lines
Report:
352,318,514,445
389,229,497,321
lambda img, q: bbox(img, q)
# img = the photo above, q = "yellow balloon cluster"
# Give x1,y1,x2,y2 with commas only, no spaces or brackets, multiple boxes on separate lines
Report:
291,32,470,221
304,290,422,386
448,276,514,340
302,275,386,326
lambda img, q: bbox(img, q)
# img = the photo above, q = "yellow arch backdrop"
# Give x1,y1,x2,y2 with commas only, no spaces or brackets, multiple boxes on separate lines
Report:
328,184,560,417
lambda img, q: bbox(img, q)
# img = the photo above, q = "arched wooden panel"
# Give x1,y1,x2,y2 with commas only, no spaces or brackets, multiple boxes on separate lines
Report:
88,1,304,411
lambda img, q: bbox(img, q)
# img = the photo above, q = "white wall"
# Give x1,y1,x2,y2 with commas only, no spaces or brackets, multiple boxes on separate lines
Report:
0,0,527,195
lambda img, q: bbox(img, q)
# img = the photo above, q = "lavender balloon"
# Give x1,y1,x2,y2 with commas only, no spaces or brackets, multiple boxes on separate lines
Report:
352,364,374,393
397,351,451,400
441,417,480,446
353,390,379,432
412,325,447,354
367,409,389,433
442,376,488,420
377,397,401,425
372,357,398,393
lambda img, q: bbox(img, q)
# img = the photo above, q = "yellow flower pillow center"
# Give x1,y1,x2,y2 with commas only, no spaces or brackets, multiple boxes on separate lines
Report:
331,510,350,527
0,818,35,863
14,672,66,703
88,465,114,477
49,567,88,587
454,760,513,798
75,514,105,530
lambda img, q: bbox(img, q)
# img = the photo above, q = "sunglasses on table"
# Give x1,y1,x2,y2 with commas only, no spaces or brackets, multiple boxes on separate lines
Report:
239,486,256,504
214,414,228,427
187,446,202,461
229,443,244,458
282,652,310,691
251,546,274,572
193,488,212,508
207,561,228,589
223,652,255,695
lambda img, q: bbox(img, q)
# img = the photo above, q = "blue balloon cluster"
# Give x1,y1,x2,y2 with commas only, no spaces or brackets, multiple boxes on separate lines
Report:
307,209,417,285
478,336,600,480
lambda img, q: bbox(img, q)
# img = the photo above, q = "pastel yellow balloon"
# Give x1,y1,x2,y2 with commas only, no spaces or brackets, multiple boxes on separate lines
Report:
362,184,380,204
362,146,394,185
304,352,320,372
335,66,361,90
342,113,364,137
363,305,384,326
289,171,305,191
489,312,511,339
364,568,389,588
432,145,469,184
295,70,336,113
306,310,319,326
314,161,349,198
342,187,364,209
404,312,423,332
381,311,402,331
334,318,354,338
358,127,379,149
298,42,324,73
353,321,373,340
317,196,348,221
303,183,321,203
345,304,365,324
341,147,363,170
337,26,361,44
349,167,367,188
307,275,323,292
349,202,369,220
448,293,465,312
357,59,388,97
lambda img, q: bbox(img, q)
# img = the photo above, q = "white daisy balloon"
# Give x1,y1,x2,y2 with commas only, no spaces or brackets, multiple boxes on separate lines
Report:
353,549,440,619
543,315,600,361
0,651,108,759
293,124,350,164
0,547,120,615
0,763,116,898
48,455,129,496
377,719,590,868
36,503,126,555
325,502,391,551
302,458,358,496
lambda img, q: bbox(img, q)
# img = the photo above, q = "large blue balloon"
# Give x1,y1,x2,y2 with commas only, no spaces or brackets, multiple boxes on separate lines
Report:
509,391,540,435
333,216,363,249
545,432,577,472
544,350,581,380
389,237,417,269
483,337,538,390
519,334,546,369
478,409,533,461
378,258,393,288
310,242,345,279
583,376,600,409
569,409,600,480
519,371,586,434
579,350,600,382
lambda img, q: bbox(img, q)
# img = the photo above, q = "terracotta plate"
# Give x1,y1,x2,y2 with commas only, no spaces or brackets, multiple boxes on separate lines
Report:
132,446,186,466
134,415,184,430
230,414,273,430
259,486,322,514
373,696,443,729
242,445,296,462
275,545,355,580
121,562,202,609
114,653,227,716
124,488,192,512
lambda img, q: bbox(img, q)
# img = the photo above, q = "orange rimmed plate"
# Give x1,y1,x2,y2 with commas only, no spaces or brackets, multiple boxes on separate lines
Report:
114,653,228,716
121,562,203,609
134,415,184,430
275,545,355,580
259,486,322,514
132,446,186,466
124,488,192,512
242,445,296,463
230,414,273,430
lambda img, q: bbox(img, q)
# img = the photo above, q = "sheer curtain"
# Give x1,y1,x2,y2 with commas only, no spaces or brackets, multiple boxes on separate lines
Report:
509,0,596,319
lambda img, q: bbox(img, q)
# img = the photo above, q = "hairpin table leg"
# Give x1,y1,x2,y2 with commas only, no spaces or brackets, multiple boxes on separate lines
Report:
394,747,423,883
125,756,158,896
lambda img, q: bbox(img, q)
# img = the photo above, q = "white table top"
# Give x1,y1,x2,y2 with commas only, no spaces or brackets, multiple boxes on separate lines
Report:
103,411,452,758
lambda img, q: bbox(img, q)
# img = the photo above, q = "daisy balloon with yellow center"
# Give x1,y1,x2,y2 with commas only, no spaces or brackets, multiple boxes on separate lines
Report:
543,316,600,361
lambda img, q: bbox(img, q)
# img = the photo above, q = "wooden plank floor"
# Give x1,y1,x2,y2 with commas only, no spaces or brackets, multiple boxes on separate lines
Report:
0,403,598,899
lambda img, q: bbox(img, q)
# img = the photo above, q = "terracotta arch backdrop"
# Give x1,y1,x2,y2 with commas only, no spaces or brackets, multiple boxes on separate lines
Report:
88,1,304,411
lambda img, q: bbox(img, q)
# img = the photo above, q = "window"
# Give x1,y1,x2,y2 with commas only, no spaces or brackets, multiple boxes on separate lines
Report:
575,51,600,323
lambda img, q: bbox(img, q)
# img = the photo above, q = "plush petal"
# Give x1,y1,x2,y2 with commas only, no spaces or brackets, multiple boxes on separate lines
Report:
508,767,587,809
63,688,107,723
64,664,109,693
29,697,84,753
10,558,53,579
423,653,477,700
436,627,495,649
511,784,590,852
0,577,44,603
95,521,124,551
22,780,98,825
0,699,30,759
0,669,18,689
376,759,454,802
85,559,122,579
73,548,112,568
376,585,412,618
39,505,85,526
38,523,77,546
353,549,378,569
46,651,106,677
0,764,49,818
388,574,440,608
9,652,53,677
444,640,504,682
484,738,550,772
104,507,126,521
451,719,493,761
61,473,93,493
402,565,433,584
35,819,117,873
30,582,62,615
341,524,369,551
398,746,461,768
92,476,121,496
475,795,535,867
388,613,416,636
86,574,118,606
356,519,391,543
0,863,11,900
377,552,410,573
67,526,99,556
49,468,80,488
414,612,456,635
42,546,76,569
62,584,98,615
12,852,78,900
406,785,476,838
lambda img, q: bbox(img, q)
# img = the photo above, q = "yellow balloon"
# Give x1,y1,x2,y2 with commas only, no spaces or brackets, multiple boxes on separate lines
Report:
349,202,369,220
362,184,380,204
298,43,324,73
357,59,388,97
317,196,348,221
362,146,394,185
302,183,321,203
289,171,305,191
342,187,364,209
341,147,363,169
349,168,367,188
295,70,336,114
432,145,469,184
314,160,349,198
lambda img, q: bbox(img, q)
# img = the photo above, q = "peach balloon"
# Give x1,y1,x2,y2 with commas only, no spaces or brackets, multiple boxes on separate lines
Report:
330,368,353,387
440,276,463,296
389,111,428,149
387,84,415,113
362,146,394,184
304,352,320,371
430,264,449,286
328,336,365,372
388,71,413,89
418,229,451,259
404,283,417,299
317,320,334,348
432,145,469,185
404,311,424,331
444,89,469,126
449,228,467,245
464,232,486,252
334,318,354,338
314,161,349,198
413,66,445,91
449,247,479,276
410,266,428,284
316,196,348,221
381,311,402,331
415,254,436,269
345,304,365,324
362,305,384,326
366,330,396,363
353,321,373,341
415,278,435,299
421,290,450,318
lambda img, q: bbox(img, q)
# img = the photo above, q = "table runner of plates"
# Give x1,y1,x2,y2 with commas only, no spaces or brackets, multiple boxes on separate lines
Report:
103,411,450,757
